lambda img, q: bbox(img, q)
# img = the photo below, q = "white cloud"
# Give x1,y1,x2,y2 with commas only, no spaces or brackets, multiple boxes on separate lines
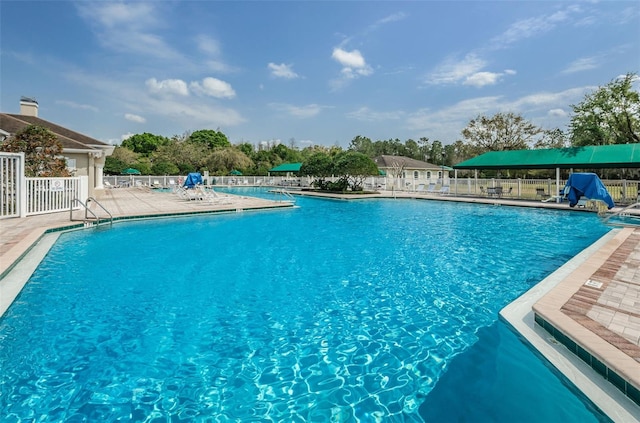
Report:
145,78,189,96
190,77,236,99
491,7,578,48
332,48,367,69
268,63,300,79
562,56,600,74
405,85,593,141
425,53,486,85
330,47,373,90
548,109,567,117
463,72,501,87
56,100,99,112
76,2,181,61
269,103,326,118
196,35,221,56
463,69,516,87
346,107,404,122
196,35,238,74
125,113,146,123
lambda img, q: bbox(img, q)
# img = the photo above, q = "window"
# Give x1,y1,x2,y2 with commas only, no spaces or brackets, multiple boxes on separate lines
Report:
413,171,419,179
426,171,431,179
66,158,76,171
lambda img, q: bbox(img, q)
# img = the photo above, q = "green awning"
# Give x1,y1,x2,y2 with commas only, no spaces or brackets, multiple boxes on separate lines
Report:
121,168,141,175
229,169,242,175
454,144,640,170
269,163,302,172
378,169,386,176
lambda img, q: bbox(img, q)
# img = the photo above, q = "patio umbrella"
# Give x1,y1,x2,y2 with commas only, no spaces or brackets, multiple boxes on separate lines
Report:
229,169,242,176
121,168,141,175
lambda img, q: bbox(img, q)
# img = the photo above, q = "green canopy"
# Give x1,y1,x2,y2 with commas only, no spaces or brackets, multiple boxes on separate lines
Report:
269,163,302,172
121,168,141,175
378,169,386,176
229,169,242,175
454,144,640,170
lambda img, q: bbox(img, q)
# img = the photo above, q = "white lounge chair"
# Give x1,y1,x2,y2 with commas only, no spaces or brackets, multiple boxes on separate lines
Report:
439,186,450,195
426,184,436,194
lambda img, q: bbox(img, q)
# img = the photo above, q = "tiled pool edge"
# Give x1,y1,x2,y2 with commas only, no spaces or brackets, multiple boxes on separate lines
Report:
533,313,640,406
500,229,640,423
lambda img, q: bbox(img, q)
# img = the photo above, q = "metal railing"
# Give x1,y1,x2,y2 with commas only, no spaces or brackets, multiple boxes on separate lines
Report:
71,197,113,228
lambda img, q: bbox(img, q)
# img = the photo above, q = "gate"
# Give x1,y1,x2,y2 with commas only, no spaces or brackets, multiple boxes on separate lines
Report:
0,152,25,219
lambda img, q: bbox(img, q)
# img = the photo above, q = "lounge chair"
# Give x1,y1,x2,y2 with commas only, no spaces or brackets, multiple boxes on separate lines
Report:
195,186,232,204
416,184,426,193
439,186,450,195
426,184,436,194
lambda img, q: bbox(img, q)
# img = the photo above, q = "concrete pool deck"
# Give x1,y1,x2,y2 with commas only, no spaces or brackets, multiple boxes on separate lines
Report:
0,187,639,421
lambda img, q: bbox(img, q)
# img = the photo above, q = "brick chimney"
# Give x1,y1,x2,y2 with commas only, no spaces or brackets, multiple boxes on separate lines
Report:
20,96,39,117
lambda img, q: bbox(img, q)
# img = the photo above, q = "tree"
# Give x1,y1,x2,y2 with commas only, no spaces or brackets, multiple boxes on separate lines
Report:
205,147,254,174
151,161,180,175
348,135,374,156
1,125,70,177
121,132,169,155
189,129,230,149
461,112,542,152
332,151,378,191
418,137,431,161
299,152,333,189
152,140,208,174
534,128,568,149
105,145,139,174
569,72,640,146
429,140,444,165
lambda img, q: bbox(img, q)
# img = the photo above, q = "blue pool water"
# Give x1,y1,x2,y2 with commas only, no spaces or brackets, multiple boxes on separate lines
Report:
0,189,612,422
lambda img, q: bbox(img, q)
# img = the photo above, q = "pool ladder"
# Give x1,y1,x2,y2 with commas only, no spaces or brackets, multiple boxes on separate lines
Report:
273,189,295,203
71,197,113,228
601,201,640,227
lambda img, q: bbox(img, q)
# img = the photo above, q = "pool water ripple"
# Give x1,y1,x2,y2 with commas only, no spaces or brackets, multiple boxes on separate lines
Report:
0,194,612,421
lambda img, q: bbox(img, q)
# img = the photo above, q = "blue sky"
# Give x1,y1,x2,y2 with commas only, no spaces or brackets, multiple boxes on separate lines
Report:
2,1,639,149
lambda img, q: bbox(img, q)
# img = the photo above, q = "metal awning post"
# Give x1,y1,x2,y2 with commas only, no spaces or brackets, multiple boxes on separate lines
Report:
556,167,561,203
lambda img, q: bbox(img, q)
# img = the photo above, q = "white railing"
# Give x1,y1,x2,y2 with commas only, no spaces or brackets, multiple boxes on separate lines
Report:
26,177,87,216
0,152,25,219
102,174,640,205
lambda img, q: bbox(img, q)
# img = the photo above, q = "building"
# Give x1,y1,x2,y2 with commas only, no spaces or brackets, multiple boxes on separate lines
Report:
374,155,450,186
0,97,114,196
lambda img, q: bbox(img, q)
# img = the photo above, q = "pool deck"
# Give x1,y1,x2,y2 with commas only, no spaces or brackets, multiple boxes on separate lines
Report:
1,187,639,420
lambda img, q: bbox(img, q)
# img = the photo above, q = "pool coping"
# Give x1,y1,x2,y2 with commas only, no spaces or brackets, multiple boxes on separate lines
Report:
500,228,640,422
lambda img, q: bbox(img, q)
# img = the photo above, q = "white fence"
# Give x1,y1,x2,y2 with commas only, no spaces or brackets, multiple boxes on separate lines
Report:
0,152,24,218
104,174,639,205
25,177,86,216
1,151,88,219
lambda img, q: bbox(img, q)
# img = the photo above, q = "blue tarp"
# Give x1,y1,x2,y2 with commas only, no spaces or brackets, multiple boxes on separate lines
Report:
183,172,203,188
564,173,615,209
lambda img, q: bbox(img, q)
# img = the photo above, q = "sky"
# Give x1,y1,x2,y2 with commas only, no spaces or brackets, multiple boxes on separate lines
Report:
1,1,639,149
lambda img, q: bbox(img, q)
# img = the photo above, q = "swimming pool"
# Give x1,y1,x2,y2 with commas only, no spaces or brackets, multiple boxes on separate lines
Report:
0,190,613,421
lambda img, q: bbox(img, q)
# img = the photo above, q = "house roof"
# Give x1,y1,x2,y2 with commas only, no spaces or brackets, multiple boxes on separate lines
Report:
0,113,110,152
454,144,640,170
269,162,302,172
374,155,444,170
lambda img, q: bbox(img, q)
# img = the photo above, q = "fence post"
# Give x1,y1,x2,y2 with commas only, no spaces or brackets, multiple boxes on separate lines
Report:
79,176,89,203
15,152,27,218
